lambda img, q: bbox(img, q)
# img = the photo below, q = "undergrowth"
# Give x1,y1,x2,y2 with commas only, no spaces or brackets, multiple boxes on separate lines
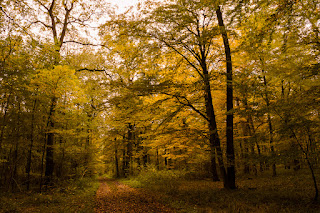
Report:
123,167,320,213
0,177,99,213
123,165,185,194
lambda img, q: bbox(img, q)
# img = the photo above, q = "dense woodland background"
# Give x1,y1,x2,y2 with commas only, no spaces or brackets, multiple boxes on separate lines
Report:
0,0,319,202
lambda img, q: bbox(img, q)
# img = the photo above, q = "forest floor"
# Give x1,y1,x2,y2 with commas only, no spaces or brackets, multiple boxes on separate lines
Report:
95,178,176,213
1,169,320,212
122,168,320,213
0,177,99,213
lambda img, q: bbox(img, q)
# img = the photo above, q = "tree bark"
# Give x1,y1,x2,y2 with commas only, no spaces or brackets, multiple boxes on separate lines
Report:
26,99,37,190
216,6,236,189
123,124,134,177
262,75,276,177
42,0,74,186
44,97,56,185
202,60,226,182
114,138,119,178
10,101,21,192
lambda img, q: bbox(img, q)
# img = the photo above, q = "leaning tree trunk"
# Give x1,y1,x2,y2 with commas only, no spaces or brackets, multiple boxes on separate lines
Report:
216,6,236,189
202,59,226,182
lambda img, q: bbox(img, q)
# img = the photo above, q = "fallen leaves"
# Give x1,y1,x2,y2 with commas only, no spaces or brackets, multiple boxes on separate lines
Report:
95,178,176,213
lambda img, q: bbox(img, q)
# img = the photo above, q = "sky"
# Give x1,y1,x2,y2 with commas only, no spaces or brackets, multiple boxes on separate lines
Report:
106,0,141,13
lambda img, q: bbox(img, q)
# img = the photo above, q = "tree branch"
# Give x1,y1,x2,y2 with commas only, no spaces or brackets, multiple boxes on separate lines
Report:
76,68,113,79
155,35,204,79
161,92,209,122
63,40,111,50
0,6,35,41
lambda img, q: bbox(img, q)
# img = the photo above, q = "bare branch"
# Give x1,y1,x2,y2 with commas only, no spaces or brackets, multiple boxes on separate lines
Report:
76,68,113,79
63,40,111,50
0,6,35,41
161,92,209,122
154,34,204,79
34,0,49,11
76,68,105,72
30,20,52,28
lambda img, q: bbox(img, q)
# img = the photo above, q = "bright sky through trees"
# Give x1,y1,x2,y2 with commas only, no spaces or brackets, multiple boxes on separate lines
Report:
106,0,141,13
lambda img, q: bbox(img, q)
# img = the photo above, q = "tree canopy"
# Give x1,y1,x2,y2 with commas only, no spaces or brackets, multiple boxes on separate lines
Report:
0,0,319,201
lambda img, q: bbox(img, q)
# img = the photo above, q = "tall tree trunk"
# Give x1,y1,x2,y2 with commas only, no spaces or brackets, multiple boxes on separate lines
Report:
0,93,11,151
114,138,119,178
248,114,263,172
127,124,133,175
210,146,219,181
39,134,47,192
216,6,236,189
0,93,11,186
42,0,73,186
289,129,318,201
84,129,91,175
11,101,21,192
262,75,276,176
26,99,37,190
202,60,226,182
56,137,66,178
122,148,125,177
45,97,57,186
122,124,134,177
244,98,258,175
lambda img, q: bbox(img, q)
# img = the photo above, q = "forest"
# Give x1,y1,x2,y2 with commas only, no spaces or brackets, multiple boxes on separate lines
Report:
0,0,319,212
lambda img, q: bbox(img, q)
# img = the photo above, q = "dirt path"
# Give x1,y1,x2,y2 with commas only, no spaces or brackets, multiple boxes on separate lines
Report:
95,178,177,213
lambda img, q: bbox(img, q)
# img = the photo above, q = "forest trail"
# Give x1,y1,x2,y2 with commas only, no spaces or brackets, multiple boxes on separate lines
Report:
95,178,176,213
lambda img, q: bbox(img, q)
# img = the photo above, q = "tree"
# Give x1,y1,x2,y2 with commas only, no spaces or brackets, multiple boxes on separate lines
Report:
101,0,239,187
2,0,108,185
234,0,320,200
216,4,235,189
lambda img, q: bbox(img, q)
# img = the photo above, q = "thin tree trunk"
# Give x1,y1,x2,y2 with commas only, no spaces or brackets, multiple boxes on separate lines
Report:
0,93,11,187
84,129,90,174
10,101,22,192
128,124,134,175
114,138,119,178
290,129,318,201
247,120,257,176
122,148,126,177
216,5,236,189
248,115,263,172
0,93,11,151
39,134,47,192
56,136,66,178
262,75,276,177
123,124,134,177
156,147,160,170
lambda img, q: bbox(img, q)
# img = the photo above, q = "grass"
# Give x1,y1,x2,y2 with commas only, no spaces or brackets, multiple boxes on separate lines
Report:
124,167,320,213
0,177,99,213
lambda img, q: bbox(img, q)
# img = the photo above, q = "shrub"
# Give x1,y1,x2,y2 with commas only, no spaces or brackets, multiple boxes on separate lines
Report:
134,165,185,194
